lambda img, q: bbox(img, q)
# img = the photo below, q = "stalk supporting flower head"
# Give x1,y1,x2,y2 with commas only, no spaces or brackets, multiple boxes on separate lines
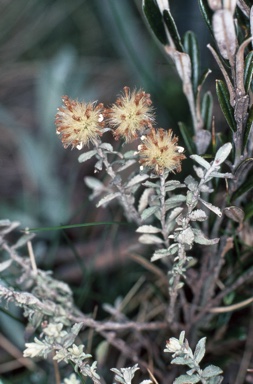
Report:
109,86,154,142
138,128,186,175
55,96,105,150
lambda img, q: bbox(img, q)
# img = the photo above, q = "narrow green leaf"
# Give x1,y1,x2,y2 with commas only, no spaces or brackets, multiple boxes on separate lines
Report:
143,0,167,45
216,79,236,132
163,9,184,52
201,91,213,130
243,105,253,152
244,51,253,93
178,122,195,154
183,31,199,94
231,174,253,201
198,0,214,36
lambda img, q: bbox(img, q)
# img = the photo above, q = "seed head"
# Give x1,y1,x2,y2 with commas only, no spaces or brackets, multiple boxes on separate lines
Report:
108,86,154,142
138,128,186,175
55,96,105,150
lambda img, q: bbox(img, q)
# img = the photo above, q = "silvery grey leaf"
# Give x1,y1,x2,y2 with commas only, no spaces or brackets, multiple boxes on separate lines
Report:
202,365,223,378
199,185,214,193
136,225,161,233
99,142,114,152
84,176,104,191
165,180,185,192
117,160,136,172
78,150,97,163
12,233,35,249
0,221,20,235
194,130,211,155
139,234,163,244
173,374,200,384
141,205,159,221
169,207,184,220
184,175,198,189
213,142,232,166
165,195,186,205
142,180,159,188
190,155,210,169
177,227,195,246
96,192,121,207
94,159,103,171
199,198,222,217
193,337,206,364
0,219,12,227
192,228,220,245
151,248,174,262
213,10,237,60
193,165,205,179
124,150,136,159
0,259,12,272
138,188,154,213
125,174,149,188
170,357,186,365
189,209,207,222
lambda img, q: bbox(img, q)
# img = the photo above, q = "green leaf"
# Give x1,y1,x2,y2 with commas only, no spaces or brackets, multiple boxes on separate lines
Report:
244,51,253,93
183,31,199,94
198,0,214,36
178,122,195,154
216,79,236,132
243,105,253,152
201,91,213,130
231,174,253,201
143,0,167,45
163,9,184,52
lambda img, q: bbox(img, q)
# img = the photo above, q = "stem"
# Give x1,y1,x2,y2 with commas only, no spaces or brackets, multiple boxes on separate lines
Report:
159,173,170,248
52,351,61,384
95,143,141,225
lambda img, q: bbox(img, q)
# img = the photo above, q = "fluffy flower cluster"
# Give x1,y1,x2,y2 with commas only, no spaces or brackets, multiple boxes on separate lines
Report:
108,86,154,142
55,96,105,150
138,128,186,175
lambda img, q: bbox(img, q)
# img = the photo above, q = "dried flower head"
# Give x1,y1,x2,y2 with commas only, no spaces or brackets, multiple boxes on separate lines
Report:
109,86,154,142
138,128,186,175
55,96,104,150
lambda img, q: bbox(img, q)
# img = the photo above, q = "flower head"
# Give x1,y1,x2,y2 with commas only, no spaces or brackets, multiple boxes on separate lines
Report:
138,128,186,175
108,86,154,142
55,96,105,150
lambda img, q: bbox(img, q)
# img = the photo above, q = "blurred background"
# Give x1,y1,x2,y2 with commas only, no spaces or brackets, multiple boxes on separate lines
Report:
0,1,211,382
